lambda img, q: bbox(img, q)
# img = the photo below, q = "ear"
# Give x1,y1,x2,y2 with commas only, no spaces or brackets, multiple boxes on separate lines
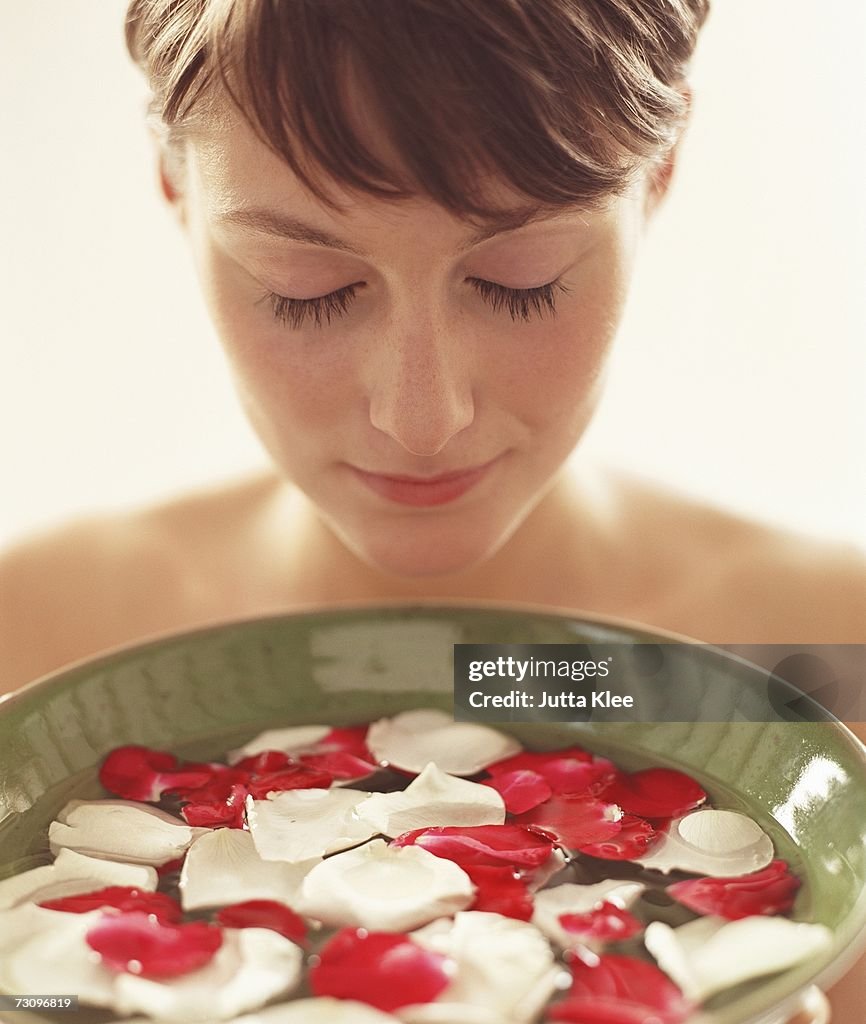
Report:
643,85,692,220
150,131,187,227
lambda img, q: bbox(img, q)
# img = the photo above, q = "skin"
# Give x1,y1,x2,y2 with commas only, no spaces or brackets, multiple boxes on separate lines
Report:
0,101,863,1019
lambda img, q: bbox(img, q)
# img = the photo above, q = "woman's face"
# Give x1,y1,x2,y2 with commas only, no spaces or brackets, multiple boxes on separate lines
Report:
173,108,652,577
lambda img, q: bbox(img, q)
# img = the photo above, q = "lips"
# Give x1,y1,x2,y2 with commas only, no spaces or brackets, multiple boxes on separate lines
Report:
348,457,501,507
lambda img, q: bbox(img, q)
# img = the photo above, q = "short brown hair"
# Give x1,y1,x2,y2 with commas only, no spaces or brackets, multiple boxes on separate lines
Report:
125,0,710,218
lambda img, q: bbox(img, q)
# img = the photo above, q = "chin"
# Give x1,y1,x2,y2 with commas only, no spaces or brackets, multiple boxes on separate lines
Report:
332,513,517,580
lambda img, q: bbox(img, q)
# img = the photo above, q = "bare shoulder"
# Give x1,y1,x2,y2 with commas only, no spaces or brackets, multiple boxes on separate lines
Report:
0,473,283,694
597,467,866,644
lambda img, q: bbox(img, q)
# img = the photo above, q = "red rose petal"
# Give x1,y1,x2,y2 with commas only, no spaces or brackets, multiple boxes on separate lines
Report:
86,912,222,979
39,886,182,924
600,768,706,820
233,751,293,773
488,747,593,774
215,899,307,944
513,794,622,849
180,782,248,829
319,725,374,760
667,859,800,920
98,746,213,803
391,824,557,868
464,864,534,921
310,928,450,1012
168,766,250,803
550,954,692,1024
246,765,333,799
579,814,660,860
559,902,644,943
156,856,186,878
299,751,378,781
481,770,553,814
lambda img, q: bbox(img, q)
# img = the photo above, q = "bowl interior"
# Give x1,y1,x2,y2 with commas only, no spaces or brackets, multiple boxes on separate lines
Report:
1,606,865,1024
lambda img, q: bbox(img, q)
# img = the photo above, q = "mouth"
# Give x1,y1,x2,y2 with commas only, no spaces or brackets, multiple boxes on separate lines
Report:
346,456,504,507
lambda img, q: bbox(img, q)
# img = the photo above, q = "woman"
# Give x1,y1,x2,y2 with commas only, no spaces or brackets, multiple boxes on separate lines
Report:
0,1,862,1019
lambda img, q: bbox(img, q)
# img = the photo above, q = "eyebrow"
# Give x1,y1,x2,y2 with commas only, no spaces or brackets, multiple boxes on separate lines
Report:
216,205,566,258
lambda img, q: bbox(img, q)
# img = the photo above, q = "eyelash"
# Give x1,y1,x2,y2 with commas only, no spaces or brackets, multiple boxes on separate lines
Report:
265,278,569,330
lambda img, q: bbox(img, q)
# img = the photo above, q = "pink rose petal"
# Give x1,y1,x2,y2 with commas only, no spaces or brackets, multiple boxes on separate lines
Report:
559,902,644,943
666,859,800,920
550,954,693,1024
98,747,213,803
391,824,557,868
600,768,706,820
513,794,622,848
580,814,660,860
481,770,553,814
310,927,450,1012
86,911,223,979
464,864,534,921
39,886,182,923
215,899,307,943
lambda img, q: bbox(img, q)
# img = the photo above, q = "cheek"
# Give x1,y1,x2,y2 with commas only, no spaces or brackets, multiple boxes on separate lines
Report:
193,240,356,439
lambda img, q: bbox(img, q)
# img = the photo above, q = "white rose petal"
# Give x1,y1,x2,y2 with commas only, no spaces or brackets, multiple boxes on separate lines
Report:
408,911,558,1024
356,763,505,837
227,726,332,764
0,904,116,1003
298,839,474,931
114,927,303,1022
48,799,209,866
246,788,378,863
179,829,318,911
532,880,645,949
636,809,774,876
233,999,401,1023
0,848,157,910
645,916,833,1002
366,710,521,776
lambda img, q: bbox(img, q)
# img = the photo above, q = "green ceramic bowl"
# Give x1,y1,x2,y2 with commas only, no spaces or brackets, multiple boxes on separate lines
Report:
1,606,865,1024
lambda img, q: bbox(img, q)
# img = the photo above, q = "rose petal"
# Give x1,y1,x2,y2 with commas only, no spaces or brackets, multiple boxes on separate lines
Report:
533,881,645,950
48,799,208,866
410,911,558,1023
599,768,706,820
298,839,475,932
99,746,213,803
487,749,616,796
228,726,332,763
0,849,157,911
216,900,307,944
391,824,556,868
246,788,377,863
666,859,800,920
299,751,378,782
636,809,775,876
181,782,249,829
180,829,319,911
367,710,521,776
645,916,833,1002
462,865,534,921
481,770,553,814
558,902,643,945
513,794,623,848
550,953,693,1024
310,928,451,1011
357,763,505,837
579,814,659,861
39,886,182,923
246,765,334,799
86,912,223,979
112,927,303,1020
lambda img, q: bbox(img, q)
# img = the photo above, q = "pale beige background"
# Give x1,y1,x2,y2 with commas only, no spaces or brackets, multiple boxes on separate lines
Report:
1,1,864,549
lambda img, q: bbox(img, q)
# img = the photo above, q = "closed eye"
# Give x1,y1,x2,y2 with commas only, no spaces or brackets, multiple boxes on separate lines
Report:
262,276,569,330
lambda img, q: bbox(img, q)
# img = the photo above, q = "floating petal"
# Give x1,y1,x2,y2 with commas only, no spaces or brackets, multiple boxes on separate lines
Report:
228,726,332,763
367,710,521,776
246,789,377,863
533,881,644,949
645,915,833,1002
179,829,318,911
0,849,157,910
298,839,474,932
666,860,800,920
636,809,774,876
357,763,505,837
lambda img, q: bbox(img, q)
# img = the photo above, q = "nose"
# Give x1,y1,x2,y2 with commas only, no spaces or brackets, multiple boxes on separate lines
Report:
367,315,475,457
